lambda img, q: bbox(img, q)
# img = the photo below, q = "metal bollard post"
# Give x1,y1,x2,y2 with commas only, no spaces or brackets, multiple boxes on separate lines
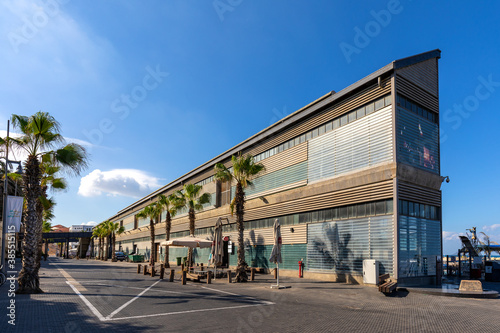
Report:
137,264,141,274
182,270,186,285
143,265,148,275
207,271,212,284
251,268,255,281
227,270,232,283
151,265,156,277
170,269,175,282
160,267,165,279
274,268,277,279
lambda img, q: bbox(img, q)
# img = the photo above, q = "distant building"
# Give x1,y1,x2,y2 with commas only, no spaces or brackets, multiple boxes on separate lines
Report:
51,224,69,233
69,225,93,233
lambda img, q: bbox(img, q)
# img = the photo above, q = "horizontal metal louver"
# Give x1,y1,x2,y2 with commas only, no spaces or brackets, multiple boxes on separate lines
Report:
308,106,393,183
306,215,394,275
398,182,441,207
397,108,440,174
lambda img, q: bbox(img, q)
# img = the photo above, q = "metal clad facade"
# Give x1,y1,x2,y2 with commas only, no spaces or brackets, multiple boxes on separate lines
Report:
308,106,393,183
306,215,394,275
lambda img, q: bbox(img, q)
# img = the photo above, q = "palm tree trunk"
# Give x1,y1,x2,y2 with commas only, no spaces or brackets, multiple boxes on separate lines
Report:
235,182,248,282
150,218,155,266
187,208,195,268
17,155,43,294
112,233,116,261
164,212,171,268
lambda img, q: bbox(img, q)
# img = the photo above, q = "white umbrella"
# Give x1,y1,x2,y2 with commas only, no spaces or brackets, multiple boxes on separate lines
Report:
269,219,282,288
161,235,212,248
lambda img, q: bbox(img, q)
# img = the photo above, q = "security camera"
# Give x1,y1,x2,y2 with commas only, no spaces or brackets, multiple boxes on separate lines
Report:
446,177,450,183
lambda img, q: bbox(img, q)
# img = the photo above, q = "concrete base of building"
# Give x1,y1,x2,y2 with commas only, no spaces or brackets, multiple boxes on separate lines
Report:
398,276,438,286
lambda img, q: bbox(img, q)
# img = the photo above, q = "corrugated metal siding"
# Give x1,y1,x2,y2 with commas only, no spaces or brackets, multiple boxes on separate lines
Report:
397,58,439,98
306,215,394,275
229,244,307,270
259,142,308,175
399,216,441,278
244,180,394,221
396,76,439,114
397,108,440,174
308,106,393,182
247,79,391,157
244,161,308,198
398,182,441,207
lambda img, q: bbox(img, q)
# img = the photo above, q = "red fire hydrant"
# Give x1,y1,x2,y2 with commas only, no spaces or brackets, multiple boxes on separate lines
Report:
298,260,304,278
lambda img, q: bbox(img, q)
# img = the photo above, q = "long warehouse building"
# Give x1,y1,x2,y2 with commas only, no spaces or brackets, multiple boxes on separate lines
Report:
99,49,444,286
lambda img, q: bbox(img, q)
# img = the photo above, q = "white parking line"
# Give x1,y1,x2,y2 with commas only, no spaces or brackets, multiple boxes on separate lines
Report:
66,281,107,322
106,279,161,320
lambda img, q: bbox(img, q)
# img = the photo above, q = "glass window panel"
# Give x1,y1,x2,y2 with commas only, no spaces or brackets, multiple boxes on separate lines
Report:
312,128,319,138
430,206,436,220
293,214,300,225
375,98,384,110
294,137,300,146
356,107,365,118
332,119,340,129
288,139,295,148
357,203,366,217
420,204,426,218
277,144,283,153
306,132,312,141
339,206,347,219
376,201,386,215
325,122,332,132
317,210,324,222
331,207,338,219
283,141,289,150
340,115,348,126
348,111,356,123
384,95,391,106
299,134,306,143
412,103,417,113
386,200,393,214
425,205,430,219
348,205,356,218
366,103,375,114
405,99,412,110
299,212,310,224
324,208,332,221
318,125,325,135
312,211,318,222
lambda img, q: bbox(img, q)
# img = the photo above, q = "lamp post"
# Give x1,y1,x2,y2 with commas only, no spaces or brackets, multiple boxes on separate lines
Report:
1,120,23,275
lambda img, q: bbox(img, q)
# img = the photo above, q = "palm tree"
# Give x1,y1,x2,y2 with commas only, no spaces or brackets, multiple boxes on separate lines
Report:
214,153,265,282
107,221,125,262
136,202,162,266
175,183,211,267
11,112,88,294
92,226,102,259
157,193,183,267
100,222,112,261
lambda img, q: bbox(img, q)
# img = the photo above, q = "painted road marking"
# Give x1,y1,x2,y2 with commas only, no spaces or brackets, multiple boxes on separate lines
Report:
56,266,87,291
64,276,274,322
106,279,161,320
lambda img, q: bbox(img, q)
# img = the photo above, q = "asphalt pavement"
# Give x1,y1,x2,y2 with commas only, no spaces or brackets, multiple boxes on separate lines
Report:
1,257,500,333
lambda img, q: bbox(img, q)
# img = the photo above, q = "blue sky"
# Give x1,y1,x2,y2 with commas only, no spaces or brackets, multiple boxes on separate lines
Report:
1,0,499,255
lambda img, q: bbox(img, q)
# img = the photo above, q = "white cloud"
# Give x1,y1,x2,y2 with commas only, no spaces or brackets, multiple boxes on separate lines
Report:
483,224,500,232
78,169,162,198
81,221,97,226
443,231,461,242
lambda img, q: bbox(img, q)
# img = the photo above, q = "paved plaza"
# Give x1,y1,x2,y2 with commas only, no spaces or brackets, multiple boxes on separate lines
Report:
1,258,499,332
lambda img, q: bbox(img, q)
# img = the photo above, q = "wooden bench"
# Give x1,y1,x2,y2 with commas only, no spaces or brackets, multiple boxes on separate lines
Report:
378,274,397,294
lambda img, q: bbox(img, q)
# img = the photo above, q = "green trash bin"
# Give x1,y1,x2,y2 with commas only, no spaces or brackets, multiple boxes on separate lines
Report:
176,257,182,265
182,257,188,266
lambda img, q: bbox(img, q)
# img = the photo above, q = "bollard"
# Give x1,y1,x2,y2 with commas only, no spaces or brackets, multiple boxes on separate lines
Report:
251,268,255,281
160,267,165,279
227,270,232,283
170,269,175,282
207,271,212,284
137,264,141,274
182,270,186,285
200,263,204,271
274,268,277,279
151,266,156,277
181,263,184,271
143,265,148,275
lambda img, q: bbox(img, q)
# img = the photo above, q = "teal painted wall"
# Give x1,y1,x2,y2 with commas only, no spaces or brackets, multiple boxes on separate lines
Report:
230,244,306,270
